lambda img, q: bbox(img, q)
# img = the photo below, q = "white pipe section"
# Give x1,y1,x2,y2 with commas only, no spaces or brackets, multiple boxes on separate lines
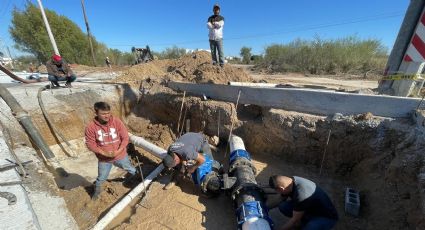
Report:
242,217,271,230
229,135,246,152
92,136,167,230
129,134,167,159
228,82,279,88
92,164,164,230
36,0,60,55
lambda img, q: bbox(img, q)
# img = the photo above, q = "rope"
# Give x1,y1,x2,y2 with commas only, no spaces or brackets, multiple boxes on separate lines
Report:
319,129,332,176
179,105,189,138
224,90,242,161
217,110,220,138
176,91,186,134
416,94,425,110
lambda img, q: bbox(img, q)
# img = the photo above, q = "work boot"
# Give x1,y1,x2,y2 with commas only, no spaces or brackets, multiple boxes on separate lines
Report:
91,185,102,200
123,173,139,186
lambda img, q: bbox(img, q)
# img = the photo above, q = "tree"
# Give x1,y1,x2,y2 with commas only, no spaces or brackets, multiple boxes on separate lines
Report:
158,46,187,59
9,3,94,64
240,47,252,64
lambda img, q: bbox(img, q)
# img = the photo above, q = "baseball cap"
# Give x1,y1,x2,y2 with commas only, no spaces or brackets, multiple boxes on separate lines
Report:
163,152,176,168
52,54,62,62
213,4,220,9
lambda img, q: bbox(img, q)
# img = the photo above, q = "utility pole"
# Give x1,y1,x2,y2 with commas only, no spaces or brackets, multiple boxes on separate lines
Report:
36,0,60,55
0,37,14,69
81,0,96,66
378,0,425,95
6,46,14,69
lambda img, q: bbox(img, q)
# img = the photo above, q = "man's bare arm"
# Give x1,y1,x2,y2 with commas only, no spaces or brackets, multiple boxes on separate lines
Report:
280,211,304,230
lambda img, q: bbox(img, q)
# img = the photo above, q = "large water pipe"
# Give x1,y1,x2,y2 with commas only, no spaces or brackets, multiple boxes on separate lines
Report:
0,84,69,176
92,135,167,230
228,135,272,230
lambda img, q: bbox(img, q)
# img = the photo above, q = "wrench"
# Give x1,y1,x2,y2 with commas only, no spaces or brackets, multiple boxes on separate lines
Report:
0,192,17,205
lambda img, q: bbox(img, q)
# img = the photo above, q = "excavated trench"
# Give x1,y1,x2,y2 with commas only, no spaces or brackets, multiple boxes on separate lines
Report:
11,83,425,230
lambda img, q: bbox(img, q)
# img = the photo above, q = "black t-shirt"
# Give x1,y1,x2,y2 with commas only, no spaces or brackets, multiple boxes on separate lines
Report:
168,132,204,161
208,15,224,23
290,176,338,220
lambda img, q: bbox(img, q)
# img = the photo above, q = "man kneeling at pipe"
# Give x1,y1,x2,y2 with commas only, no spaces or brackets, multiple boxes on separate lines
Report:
268,175,338,230
162,132,221,195
85,102,138,200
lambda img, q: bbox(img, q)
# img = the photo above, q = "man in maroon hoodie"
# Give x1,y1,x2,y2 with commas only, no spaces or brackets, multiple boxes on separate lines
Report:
85,102,136,200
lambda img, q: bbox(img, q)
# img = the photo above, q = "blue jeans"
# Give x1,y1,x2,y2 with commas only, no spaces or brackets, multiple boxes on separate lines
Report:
48,74,77,86
279,201,337,230
95,155,136,187
209,39,224,65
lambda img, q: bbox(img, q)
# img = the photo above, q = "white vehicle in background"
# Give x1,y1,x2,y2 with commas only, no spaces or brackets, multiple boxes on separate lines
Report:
0,56,12,65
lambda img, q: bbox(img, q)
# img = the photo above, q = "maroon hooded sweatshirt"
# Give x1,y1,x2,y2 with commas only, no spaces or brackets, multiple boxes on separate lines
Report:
85,116,129,162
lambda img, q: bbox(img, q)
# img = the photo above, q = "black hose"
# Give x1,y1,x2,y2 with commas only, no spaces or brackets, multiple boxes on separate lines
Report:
37,86,76,157
0,64,48,84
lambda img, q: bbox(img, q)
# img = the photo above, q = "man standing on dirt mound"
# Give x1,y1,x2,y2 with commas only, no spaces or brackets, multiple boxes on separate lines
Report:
46,54,77,88
207,4,225,67
85,102,137,200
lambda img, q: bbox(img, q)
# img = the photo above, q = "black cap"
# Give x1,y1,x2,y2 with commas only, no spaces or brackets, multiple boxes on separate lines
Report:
163,152,176,168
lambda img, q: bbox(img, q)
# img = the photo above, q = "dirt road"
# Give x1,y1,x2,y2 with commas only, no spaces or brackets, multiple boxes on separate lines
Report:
250,73,378,91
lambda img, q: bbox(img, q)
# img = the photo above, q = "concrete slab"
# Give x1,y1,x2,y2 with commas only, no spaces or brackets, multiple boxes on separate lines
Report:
0,131,78,230
168,81,425,118
0,132,41,230
49,137,124,183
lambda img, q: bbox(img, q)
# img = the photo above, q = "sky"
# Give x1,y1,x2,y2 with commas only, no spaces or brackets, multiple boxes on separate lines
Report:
0,0,411,58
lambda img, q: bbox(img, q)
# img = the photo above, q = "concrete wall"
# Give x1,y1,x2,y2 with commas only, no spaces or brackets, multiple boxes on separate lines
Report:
168,82,425,118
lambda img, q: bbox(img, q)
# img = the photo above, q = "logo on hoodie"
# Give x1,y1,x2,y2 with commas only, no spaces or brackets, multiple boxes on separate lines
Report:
97,128,117,142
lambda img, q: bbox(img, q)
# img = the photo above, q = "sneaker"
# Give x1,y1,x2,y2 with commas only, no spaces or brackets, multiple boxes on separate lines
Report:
50,81,60,88
65,82,72,88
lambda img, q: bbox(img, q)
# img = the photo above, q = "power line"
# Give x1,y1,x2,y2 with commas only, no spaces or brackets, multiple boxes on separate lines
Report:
108,11,404,48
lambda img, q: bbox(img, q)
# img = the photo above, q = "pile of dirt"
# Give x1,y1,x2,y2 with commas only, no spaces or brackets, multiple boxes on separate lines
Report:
126,115,176,150
37,64,47,73
116,51,252,86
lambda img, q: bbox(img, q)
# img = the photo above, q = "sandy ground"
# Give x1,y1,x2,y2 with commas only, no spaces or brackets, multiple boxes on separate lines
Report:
113,149,360,230
250,73,378,92
3,54,421,230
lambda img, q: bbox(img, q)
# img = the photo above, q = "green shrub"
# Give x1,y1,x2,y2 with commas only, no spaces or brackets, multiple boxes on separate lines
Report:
259,36,388,75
